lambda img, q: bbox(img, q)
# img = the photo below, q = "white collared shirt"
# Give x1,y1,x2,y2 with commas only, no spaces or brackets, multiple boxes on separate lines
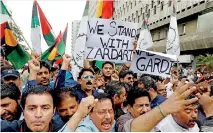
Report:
155,115,200,132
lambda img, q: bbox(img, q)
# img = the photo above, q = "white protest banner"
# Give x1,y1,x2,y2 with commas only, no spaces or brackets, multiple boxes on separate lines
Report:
71,16,88,69
85,18,138,63
166,15,180,57
136,20,153,50
130,50,177,77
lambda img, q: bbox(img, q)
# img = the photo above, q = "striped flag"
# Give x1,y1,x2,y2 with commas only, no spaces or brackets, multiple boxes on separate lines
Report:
0,0,11,24
31,0,41,53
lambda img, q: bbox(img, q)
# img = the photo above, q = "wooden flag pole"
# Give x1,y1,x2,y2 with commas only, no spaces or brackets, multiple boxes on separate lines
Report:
10,17,33,52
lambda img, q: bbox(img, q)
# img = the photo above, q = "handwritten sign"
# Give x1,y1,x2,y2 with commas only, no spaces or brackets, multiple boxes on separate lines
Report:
130,50,177,77
85,18,138,62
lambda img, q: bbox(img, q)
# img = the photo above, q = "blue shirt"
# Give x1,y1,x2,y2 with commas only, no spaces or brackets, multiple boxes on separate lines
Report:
151,95,167,109
75,87,98,102
75,115,115,132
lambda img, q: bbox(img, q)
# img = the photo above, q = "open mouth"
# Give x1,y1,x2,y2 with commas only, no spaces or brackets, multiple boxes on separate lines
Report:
101,122,112,130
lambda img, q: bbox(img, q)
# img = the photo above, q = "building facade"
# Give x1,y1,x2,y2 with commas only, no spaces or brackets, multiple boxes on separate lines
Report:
71,20,81,50
88,0,213,64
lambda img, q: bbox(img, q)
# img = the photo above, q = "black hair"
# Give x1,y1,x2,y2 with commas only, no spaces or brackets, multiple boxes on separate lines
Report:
127,87,151,107
102,61,114,69
54,86,79,107
40,61,51,71
122,70,134,78
133,73,137,79
21,85,54,109
1,83,21,100
119,71,125,79
104,81,126,98
78,68,95,79
91,92,114,111
139,76,157,91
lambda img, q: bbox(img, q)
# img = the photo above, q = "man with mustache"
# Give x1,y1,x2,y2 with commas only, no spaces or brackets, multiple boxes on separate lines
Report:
0,83,22,121
116,88,151,132
73,93,115,132
54,86,79,123
155,95,200,132
76,68,97,102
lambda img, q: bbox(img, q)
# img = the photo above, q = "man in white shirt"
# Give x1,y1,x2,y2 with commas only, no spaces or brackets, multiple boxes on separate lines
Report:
155,95,200,132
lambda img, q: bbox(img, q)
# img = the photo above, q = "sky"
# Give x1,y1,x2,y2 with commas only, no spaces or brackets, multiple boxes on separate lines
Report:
4,0,86,55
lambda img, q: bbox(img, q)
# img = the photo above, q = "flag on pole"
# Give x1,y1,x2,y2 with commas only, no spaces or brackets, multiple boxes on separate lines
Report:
95,0,114,69
72,1,89,69
36,0,55,47
31,0,41,53
41,30,65,61
166,0,180,57
136,16,153,51
0,0,11,24
2,23,30,69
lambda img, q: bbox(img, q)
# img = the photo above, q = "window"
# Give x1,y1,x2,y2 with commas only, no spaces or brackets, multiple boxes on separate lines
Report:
132,13,134,20
148,9,150,17
133,18,135,23
136,11,138,16
141,8,143,14
125,18,126,21
158,0,160,5
161,1,164,11
128,16,130,21
135,0,137,6
154,6,156,14
168,1,172,7
138,16,140,23
158,31,161,39
151,0,154,8
146,4,148,13
126,2,128,6
143,13,145,19
131,2,132,9
182,23,186,34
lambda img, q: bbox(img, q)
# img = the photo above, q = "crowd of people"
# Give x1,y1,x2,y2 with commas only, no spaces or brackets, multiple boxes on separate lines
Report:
1,52,213,132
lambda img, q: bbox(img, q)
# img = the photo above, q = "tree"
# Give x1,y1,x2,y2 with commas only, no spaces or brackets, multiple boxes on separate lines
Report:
196,54,213,72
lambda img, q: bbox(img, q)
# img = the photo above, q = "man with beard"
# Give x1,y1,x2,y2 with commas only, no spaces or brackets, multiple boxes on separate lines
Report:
54,86,79,123
116,88,151,132
122,70,134,86
155,95,200,132
76,68,97,101
73,93,115,132
0,83,22,121
1,67,22,92
102,62,114,84
104,81,127,120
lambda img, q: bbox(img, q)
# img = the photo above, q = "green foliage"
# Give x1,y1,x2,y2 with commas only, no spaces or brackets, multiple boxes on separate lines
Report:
196,54,213,71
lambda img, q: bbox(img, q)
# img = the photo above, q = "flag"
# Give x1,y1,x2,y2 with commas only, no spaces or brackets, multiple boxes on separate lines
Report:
31,0,41,53
136,16,153,51
72,1,89,69
166,0,180,57
55,23,68,64
1,22,6,40
41,31,65,61
95,0,114,69
2,23,30,69
0,0,11,24
36,0,55,47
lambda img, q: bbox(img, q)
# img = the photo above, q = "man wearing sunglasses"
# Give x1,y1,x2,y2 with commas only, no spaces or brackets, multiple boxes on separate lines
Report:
122,70,134,86
77,68,98,102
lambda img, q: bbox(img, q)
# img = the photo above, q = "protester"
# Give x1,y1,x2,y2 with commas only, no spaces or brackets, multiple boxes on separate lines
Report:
156,82,167,98
0,83,22,121
67,93,115,132
196,82,213,131
104,81,127,120
101,61,114,84
155,95,200,132
1,85,64,132
121,70,134,86
76,68,97,101
54,86,79,123
116,88,151,132
1,67,22,92
139,76,166,108
94,74,105,93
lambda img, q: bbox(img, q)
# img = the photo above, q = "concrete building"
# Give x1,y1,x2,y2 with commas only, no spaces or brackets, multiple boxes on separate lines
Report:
88,0,213,64
71,20,80,49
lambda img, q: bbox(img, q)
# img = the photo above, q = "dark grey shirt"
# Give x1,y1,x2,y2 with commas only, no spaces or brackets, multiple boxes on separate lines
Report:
198,108,213,132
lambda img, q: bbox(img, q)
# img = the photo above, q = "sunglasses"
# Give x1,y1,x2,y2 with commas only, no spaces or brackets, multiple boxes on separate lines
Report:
82,75,95,79
127,77,133,80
